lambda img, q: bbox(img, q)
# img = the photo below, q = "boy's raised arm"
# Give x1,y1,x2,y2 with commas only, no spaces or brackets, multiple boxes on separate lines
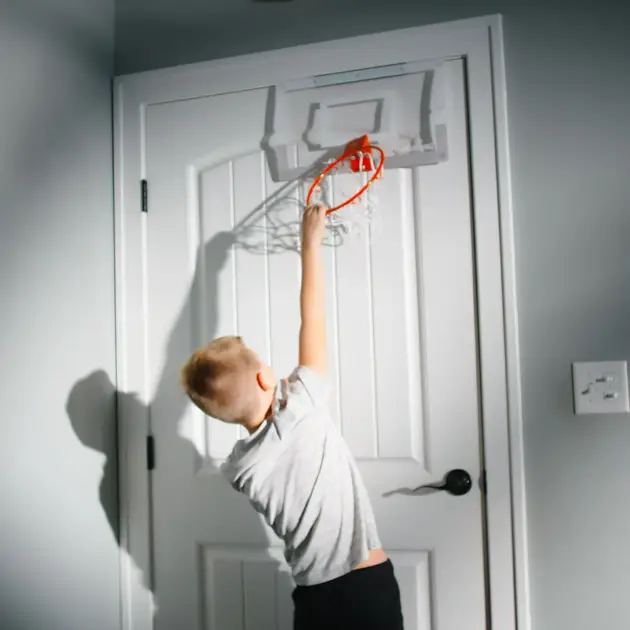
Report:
299,204,327,377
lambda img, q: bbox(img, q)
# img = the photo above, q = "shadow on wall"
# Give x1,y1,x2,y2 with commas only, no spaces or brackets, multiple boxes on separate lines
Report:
66,370,120,544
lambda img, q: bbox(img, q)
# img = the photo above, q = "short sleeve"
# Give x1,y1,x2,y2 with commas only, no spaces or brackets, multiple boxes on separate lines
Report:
272,366,331,437
290,366,331,408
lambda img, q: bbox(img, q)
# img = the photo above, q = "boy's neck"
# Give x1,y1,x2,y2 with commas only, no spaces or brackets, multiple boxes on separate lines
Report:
242,401,274,435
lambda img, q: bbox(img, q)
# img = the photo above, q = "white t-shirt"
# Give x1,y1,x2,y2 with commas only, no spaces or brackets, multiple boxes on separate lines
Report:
221,366,381,586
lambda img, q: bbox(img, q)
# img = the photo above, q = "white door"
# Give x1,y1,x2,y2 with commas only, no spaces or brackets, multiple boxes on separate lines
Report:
145,58,485,629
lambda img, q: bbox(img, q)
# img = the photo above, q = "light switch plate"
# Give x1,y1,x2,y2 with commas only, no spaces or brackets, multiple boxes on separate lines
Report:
572,361,630,415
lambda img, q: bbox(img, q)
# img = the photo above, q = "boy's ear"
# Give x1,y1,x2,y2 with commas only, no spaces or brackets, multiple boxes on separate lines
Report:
256,366,276,392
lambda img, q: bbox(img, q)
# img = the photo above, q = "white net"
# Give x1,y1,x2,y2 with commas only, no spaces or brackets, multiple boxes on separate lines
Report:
307,155,383,239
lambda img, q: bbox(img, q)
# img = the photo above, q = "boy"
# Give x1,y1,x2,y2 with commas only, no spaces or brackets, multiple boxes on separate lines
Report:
181,204,404,629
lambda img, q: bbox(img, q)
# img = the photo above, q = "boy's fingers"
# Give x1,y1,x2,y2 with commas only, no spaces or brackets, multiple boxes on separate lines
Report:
305,203,327,216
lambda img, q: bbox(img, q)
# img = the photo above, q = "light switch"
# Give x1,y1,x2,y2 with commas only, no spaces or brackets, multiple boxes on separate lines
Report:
572,361,630,415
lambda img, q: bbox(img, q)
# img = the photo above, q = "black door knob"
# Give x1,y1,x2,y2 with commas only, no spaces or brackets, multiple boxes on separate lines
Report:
413,469,473,496
442,469,473,496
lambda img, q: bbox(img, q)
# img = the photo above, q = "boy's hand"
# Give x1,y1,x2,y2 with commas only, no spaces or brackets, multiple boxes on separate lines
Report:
301,203,327,249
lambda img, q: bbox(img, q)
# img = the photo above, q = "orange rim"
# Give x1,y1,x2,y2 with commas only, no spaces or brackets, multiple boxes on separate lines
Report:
306,145,385,215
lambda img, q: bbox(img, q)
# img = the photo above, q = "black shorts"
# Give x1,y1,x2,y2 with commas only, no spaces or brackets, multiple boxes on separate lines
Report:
293,560,404,630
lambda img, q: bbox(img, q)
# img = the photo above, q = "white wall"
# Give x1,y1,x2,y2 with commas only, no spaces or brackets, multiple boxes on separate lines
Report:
114,2,630,630
0,1,119,629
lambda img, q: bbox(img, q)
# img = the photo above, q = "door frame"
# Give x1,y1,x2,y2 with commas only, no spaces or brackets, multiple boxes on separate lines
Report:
114,15,529,630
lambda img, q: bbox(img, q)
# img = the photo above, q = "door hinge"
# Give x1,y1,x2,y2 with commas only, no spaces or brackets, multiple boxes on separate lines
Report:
141,179,148,213
146,434,155,471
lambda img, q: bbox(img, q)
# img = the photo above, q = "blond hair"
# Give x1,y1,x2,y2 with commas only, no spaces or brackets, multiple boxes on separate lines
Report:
180,336,261,423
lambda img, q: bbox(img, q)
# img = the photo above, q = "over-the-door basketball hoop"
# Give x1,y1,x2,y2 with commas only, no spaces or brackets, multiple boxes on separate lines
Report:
306,135,385,234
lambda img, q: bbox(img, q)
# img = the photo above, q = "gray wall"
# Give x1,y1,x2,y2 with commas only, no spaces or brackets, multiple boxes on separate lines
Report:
0,1,119,630
115,2,630,630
